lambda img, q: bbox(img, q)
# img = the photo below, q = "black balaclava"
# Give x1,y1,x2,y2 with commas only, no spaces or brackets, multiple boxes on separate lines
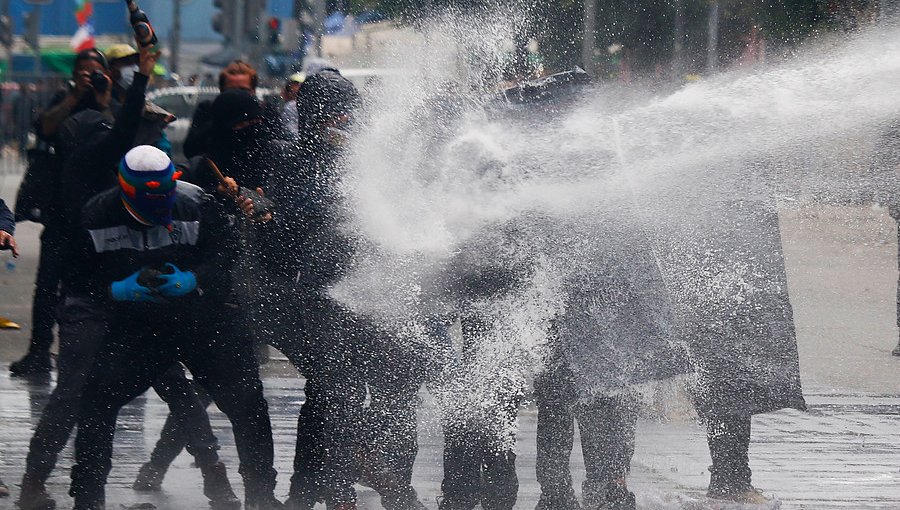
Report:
206,89,269,189
295,69,361,150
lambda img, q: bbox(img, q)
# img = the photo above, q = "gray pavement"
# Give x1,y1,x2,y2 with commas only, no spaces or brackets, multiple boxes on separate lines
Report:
2,161,900,509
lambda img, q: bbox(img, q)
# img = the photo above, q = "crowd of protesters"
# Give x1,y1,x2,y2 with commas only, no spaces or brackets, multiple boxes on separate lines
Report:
0,27,810,510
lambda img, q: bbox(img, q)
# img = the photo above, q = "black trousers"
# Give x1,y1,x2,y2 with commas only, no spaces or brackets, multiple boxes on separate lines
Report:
268,296,368,506
533,362,636,506
361,340,430,508
23,296,220,486
706,415,752,494
28,224,63,355
439,314,520,510
145,382,215,469
69,303,276,506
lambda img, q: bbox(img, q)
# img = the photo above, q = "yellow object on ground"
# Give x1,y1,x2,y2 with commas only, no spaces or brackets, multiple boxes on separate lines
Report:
0,316,21,329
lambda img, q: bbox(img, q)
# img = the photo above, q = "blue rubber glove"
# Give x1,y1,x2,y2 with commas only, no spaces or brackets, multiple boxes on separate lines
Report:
110,269,158,302
157,263,197,298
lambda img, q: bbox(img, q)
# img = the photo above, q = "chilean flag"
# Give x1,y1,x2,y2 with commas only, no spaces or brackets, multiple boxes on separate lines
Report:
70,0,95,52
70,22,95,52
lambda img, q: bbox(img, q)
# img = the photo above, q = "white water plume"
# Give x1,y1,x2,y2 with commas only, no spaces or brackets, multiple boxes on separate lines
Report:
331,14,900,417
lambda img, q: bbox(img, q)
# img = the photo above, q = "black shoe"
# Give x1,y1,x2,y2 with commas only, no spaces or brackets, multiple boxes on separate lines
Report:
17,479,56,510
0,477,8,498
436,497,475,510
707,485,771,504
536,491,580,510
10,351,51,377
892,343,900,356
381,486,427,510
200,462,241,509
282,495,315,510
245,495,283,510
132,462,166,492
71,503,104,510
586,482,635,510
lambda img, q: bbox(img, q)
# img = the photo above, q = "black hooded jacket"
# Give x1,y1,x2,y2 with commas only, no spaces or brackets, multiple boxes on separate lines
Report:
257,70,361,295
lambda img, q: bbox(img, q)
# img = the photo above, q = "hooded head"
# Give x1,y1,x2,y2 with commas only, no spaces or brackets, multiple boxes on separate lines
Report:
118,145,182,229
206,89,268,187
211,89,263,130
296,69,361,143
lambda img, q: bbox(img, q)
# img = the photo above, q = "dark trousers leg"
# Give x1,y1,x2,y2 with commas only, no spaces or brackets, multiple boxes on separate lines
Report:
578,396,637,506
70,332,178,505
151,363,220,467
366,374,422,507
288,369,366,505
28,225,62,355
479,396,520,510
440,421,482,510
182,311,277,502
706,415,752,493
278,300,366,505
23,297,105,485
147,382,214,468
533,366,577,501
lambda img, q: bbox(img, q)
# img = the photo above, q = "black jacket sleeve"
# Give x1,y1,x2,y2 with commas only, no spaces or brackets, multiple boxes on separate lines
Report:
59,73,150,221
86,72,151,172
183,101,213,159
192,192,240,299
0,199,14,234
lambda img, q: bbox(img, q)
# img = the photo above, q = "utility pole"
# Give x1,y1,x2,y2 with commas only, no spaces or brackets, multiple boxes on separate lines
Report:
234,0,246,56
707,0,719,73
24,7,41,78
673,0,685,78
582,0,596,73
312,0,325,58
170,0,181,74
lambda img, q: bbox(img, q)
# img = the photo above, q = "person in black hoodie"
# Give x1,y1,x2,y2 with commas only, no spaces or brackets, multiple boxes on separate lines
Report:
250,69,369,510
9,48,110,378
17,45,239,510
68,145,281,510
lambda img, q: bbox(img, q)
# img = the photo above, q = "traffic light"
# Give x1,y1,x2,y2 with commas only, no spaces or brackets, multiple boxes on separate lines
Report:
267,17,281,48
23,8,41,52
0,15,12,48
211,0,234,43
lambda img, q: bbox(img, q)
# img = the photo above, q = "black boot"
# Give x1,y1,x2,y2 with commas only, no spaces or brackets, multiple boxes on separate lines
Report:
72,502,105,510
200,462,241,509
10,351,51,377
380,486,427,510
585,481,635,510
132,462,167,492
245,494,284,510
17,476,56,510
535,490,580,510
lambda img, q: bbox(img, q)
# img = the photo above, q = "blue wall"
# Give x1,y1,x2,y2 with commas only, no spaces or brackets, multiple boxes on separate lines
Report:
9,0,294,43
